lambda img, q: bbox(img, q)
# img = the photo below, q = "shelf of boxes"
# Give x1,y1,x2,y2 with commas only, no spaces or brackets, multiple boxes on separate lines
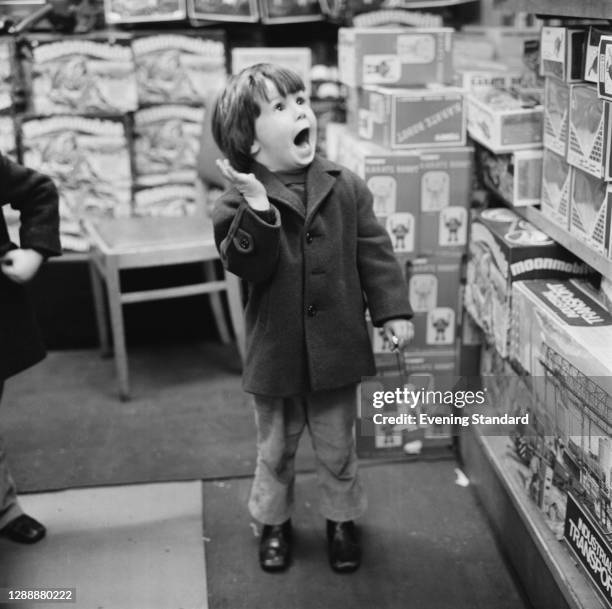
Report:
500,0,612,18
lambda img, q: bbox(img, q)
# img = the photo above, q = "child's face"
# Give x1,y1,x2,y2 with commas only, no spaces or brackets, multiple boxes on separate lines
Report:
251,79,317,173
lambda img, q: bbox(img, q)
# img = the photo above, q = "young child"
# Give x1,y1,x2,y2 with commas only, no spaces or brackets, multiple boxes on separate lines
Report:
211,64,414,573
0,153,61,543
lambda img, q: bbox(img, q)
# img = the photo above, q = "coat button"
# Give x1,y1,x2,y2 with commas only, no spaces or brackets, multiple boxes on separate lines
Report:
306,305,317,317
239,237,250,250
305,232,313,244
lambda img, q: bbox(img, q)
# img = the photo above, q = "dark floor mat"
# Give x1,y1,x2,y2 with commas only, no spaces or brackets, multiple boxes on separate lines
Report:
2,343,316,492
202,460,530,609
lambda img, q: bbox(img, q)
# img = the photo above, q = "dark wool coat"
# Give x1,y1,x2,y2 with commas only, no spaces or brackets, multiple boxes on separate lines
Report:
212,155,413,397
0,154,61,381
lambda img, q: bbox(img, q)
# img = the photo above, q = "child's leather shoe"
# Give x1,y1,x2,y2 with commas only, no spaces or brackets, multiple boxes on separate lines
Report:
327,520,361,573
259,519,292,572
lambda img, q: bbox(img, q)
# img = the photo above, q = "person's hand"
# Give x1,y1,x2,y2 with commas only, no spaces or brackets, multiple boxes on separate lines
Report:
1,248,44,284
216,158,270,211
383,319,414,350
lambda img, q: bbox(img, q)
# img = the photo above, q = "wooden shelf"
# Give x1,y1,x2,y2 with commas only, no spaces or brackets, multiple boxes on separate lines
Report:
498,0,612,18
514,206,612,280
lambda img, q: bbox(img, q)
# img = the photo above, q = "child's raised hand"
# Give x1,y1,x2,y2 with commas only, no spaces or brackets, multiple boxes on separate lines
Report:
383,319,415,351
1,248,44,284
216,159,270,211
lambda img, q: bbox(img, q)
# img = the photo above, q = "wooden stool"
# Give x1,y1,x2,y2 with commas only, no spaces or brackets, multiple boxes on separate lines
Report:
85,215,245,400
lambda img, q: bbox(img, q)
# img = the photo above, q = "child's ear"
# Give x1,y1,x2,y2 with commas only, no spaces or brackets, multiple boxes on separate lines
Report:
250,140,260,156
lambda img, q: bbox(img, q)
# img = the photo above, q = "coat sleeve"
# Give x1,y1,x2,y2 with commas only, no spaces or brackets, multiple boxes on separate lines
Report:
1,154,62,258
211,189,281,283
354,176,413,326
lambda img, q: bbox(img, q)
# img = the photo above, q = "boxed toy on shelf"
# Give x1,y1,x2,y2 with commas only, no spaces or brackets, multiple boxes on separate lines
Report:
510,278,612,535
132,104,202,187
543,76,569,156
187,0,259,22
597,34,612,101
131,31,226,106
356,346,458,459
569,166,609,256
19,115,133,220
338,27,454,88
418,147,472,256
22,33,139,116
467,88,543,153
475,144,542,208
567,83,604,179
453,67,523,93
357,85,466,150
540,26,588,83
465,207,591,358
104,0,187,24
540,148,572,230
584,25,612,83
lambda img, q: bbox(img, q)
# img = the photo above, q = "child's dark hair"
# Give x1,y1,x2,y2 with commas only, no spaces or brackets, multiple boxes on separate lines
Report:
211,63,306,172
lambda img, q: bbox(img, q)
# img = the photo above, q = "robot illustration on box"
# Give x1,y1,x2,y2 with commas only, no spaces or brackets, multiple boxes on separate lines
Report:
421,170,449,212
409,274,437,312
428,308,454,344
440,207,466,245
386,213,414,252
367,175,396,216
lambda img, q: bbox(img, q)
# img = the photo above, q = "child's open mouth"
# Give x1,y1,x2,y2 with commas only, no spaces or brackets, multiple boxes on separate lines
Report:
294,128,310,148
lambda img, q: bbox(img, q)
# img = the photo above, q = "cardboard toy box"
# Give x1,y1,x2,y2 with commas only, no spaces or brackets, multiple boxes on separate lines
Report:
418,147,472,256
133,183,198,217
540,26,588,83
541,148,572,230
584,26,612,83
453,67,523,92
104,0,186,23
325,123,421,229
597,35,612,101
567,83,604,179
465,207,591,358
569,166,609,256
20,115,132,220
357,85,466,150
132,32,227,106
24,33,138,116
357,346,458,459
475,143,542,208
369,255,462,355
132,104,203,187
231,47,311,93
543,76,570,156
188,0,259,22
338,27,453,88
467,88,543,153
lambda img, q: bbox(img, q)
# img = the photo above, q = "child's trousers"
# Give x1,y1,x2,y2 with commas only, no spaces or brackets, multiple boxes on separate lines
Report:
0,382,22,530
249,383,367,525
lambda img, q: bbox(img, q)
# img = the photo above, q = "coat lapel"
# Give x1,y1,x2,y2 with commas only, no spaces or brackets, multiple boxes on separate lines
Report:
252,162,305,219
305,156,339,224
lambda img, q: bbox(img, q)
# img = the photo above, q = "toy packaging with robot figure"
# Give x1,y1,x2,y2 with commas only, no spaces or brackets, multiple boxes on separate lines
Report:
131,31,226,106
357,84,466,150
23,33,138,116
465,207,591,358
540,26,588,83
584,26,612,84
338,27,454,88
540,148,572,230
418,147,472,255
466,88,543,153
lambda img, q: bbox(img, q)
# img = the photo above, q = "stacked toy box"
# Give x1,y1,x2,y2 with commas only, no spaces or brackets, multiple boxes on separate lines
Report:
332,26,474,456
